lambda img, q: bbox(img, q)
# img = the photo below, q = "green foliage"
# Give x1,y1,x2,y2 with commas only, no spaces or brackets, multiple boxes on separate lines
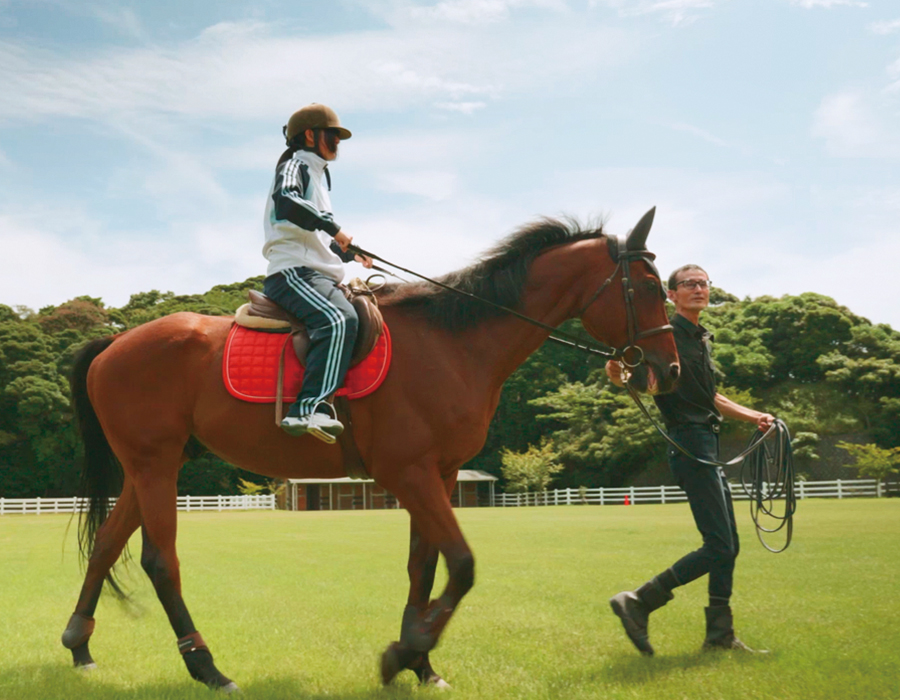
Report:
500,442,563,493
836,442,900,480
529,379,665,487
1,276,898,496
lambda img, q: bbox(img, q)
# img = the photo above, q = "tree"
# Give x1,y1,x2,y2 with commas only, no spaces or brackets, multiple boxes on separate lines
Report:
500,442,563,494
836,442,900,480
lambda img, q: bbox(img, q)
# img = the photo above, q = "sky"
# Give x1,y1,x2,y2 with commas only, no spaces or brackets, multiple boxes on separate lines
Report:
0,0,898,329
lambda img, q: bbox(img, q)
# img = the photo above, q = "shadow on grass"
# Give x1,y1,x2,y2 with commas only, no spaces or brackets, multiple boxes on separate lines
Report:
552,650,774,690
0,664,420,700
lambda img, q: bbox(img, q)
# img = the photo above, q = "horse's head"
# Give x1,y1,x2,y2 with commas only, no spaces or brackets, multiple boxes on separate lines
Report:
578,207,680,395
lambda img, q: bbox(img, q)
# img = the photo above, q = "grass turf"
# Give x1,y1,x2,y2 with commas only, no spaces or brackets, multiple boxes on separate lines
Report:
0,499,897,699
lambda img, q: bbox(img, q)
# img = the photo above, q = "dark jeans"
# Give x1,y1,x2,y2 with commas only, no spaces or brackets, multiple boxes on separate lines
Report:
264,267,358,416
666,424,740,602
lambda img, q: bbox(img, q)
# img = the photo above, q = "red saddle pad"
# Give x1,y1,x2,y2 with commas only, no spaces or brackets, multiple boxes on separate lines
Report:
223,323,391,403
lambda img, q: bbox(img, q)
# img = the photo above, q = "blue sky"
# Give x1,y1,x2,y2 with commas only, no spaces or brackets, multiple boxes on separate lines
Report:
1,0,898,329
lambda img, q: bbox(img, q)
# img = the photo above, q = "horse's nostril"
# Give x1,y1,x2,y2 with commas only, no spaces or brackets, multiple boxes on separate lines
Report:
670,363,680,380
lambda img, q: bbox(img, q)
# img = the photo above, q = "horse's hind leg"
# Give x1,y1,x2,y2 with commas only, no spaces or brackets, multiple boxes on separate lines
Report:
62,479,141,668
132,470,237,692
381,466,474,686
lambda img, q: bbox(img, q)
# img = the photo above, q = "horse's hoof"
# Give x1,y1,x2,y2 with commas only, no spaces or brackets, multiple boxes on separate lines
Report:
75,662,98,672
217,681,240,694
380,642,404,685
425,675,451,690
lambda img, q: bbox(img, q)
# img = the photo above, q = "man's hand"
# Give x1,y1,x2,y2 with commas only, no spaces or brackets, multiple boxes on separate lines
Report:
355,254,374,269
605,360,627,388
334,230,352,252
756,412,776,432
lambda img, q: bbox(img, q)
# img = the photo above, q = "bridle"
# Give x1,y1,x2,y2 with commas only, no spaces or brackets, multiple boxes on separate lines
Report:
574,235,673,367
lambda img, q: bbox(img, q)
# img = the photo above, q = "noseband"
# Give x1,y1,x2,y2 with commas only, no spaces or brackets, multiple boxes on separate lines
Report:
577,236,674,367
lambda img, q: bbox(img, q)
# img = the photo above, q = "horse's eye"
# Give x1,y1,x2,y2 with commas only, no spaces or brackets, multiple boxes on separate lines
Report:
644,280,658,294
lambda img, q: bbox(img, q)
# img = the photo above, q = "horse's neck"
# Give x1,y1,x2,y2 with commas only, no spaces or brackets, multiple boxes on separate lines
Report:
459,241,601,386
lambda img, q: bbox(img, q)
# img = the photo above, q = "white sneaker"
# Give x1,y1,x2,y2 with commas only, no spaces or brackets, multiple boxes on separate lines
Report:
280,411,344,443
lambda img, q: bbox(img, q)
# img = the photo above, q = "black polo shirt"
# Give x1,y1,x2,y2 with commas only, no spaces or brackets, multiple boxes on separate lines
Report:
653,313,722,429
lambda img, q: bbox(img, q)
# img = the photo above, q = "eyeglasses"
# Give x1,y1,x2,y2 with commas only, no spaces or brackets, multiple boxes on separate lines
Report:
675,279,712,290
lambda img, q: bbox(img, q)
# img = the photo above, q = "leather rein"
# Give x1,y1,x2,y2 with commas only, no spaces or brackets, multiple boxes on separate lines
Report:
349,238,673,366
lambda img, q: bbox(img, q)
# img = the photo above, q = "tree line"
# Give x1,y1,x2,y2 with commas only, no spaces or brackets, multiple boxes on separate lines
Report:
1,280,898,498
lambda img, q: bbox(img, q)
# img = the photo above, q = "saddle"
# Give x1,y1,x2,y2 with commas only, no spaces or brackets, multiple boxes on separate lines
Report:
233,278,384,366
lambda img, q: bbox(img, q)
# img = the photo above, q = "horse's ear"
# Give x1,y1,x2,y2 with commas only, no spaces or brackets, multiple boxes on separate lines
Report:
625,206,656,251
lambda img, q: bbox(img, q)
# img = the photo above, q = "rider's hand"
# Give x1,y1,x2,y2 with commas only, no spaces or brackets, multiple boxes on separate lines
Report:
355,254,374,269
757,412,776,432
605,360,626,388
334,230,352,252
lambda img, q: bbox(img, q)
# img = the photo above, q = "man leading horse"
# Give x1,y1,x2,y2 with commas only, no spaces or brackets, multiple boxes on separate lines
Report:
606,263,775,655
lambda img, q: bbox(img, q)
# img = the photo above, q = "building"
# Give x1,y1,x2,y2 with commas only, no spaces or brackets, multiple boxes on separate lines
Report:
284,470,499,511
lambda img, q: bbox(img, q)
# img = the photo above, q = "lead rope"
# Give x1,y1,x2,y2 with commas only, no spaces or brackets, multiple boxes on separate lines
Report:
349,243,794,551
627,384,796,552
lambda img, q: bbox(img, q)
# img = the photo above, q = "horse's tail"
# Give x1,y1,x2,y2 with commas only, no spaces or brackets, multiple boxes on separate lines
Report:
70,336,128,593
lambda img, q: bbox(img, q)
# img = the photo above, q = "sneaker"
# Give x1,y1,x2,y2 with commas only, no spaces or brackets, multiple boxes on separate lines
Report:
280,412,344,443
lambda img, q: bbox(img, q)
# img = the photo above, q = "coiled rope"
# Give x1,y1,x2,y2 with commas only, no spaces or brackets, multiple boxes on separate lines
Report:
739,419,796,553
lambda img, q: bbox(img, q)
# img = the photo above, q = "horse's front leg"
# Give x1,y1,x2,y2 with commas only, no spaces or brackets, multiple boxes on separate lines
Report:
397,521,449,687
381,467,473,686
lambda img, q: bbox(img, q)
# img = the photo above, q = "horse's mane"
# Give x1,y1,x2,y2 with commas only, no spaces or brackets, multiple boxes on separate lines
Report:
377,217,605,332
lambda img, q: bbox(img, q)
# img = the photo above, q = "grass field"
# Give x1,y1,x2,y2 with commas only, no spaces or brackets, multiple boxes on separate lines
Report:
0,499,897,700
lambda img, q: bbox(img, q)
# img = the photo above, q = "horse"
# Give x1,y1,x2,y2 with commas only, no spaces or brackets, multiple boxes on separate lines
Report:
61,210,679,692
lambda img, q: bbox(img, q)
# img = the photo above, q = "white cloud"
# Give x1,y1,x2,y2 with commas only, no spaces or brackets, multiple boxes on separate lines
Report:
407,0,569,24
812,90,900,158
0,19,633,126
435,101,487,114
378,170,458,200
89,5,147,41
788,0,868,8
667,122,728,147
870,18,900,34
594,0,716,26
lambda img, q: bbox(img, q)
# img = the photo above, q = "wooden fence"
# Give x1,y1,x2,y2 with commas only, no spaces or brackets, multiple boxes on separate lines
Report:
0,494,276,516
495,478,885,507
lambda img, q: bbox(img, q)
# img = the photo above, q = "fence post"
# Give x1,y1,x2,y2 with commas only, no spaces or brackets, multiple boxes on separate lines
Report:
36,496,41,515
1,498,4,516
661,486,666,504
837,480,843,500
629,486,635,505
799,481,805,499
877,480,883,498
599,487,605,506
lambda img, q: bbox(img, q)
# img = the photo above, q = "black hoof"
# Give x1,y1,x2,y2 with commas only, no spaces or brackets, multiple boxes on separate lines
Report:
410,653,448,688
381,641,420,685
183,648,235,691
71,641,96,668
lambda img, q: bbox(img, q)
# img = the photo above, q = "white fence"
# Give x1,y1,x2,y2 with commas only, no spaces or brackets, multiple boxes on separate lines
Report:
0,494,276,516
495,478,885,507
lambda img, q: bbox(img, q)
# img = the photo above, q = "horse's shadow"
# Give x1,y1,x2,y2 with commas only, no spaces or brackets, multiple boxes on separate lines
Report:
0,663,419,700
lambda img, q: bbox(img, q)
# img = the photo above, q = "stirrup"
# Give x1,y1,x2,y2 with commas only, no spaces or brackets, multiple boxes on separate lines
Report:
312,400,338,420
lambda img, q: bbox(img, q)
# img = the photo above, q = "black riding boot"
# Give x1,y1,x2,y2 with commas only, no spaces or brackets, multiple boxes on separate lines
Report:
609,577,673,656
702,605,768,653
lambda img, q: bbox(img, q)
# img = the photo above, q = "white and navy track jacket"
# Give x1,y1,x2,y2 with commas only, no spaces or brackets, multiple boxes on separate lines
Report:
262,150,354,282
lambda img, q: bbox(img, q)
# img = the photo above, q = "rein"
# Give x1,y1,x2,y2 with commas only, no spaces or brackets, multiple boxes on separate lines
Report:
348,240,794,552
348,241,670,366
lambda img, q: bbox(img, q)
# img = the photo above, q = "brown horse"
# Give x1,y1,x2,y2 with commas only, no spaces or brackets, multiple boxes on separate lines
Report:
61,212,679,691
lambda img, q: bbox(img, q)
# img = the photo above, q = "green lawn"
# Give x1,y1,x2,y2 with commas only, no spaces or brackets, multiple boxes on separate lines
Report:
0,499,897,700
